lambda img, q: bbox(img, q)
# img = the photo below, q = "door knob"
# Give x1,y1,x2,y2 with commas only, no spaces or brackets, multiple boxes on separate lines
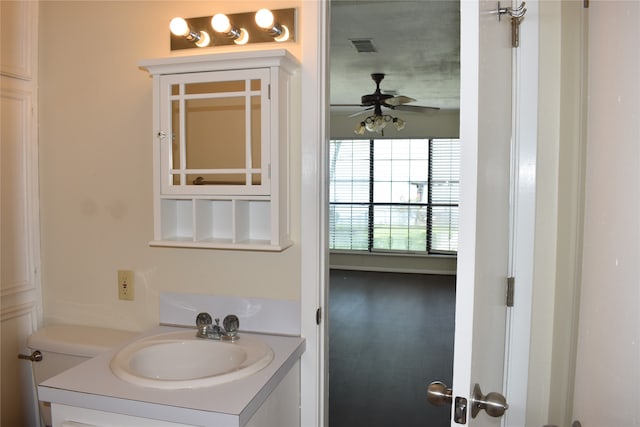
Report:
427,381,452,406
471,383,508,418
17,350,42,362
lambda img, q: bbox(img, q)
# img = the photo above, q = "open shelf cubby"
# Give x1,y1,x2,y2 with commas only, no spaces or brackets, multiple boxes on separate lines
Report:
153,198,289,251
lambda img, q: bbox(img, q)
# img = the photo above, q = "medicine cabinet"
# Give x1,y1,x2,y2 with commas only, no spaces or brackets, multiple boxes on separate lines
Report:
139,50,297,251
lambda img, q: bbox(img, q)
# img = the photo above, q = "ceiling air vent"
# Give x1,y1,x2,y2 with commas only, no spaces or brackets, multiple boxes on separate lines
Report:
350,38,377,53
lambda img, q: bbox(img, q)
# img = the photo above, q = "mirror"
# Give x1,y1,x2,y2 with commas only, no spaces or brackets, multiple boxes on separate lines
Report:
169,78,263,186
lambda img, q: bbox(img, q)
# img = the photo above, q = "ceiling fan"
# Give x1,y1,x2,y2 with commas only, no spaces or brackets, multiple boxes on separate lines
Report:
332,73,439,134
333,73,440,115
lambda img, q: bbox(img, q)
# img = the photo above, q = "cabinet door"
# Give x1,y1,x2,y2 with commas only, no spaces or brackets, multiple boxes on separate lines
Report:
159,68,271,196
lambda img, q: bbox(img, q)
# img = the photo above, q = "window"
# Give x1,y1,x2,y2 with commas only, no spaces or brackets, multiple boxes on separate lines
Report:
329,138,459,255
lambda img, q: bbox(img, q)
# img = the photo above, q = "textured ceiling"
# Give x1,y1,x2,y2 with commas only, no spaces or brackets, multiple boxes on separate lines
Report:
329,0,461,113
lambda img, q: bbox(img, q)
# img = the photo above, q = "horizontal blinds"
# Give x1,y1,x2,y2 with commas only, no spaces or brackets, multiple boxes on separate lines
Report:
329,140,370,250
430,139,460,253
329,138,459,254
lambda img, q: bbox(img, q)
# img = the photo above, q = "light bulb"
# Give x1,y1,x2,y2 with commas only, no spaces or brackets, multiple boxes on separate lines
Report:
354,122,366,135
170,17,190,37
211,14,232,33
393,117,406,131
234,29,249,45
255,9,290,42
255,9,275,29
274,25,290,42
194,31,211,48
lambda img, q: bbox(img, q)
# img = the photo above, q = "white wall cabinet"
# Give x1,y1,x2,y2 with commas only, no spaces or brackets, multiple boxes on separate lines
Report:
140,50,297,251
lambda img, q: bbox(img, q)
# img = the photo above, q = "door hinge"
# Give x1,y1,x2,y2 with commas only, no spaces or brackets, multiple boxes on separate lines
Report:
268,84,271,100
316,307,322,325
583,0,589,8
506,276,515,307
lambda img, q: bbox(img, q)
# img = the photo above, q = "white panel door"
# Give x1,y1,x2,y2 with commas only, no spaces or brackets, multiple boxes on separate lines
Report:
450,0,513,424
1,0,42,425
0,81,41,426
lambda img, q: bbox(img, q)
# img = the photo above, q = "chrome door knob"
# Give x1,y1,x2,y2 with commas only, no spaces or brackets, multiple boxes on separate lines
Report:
427,381,453,406
17,350,42,362
471,383,508,418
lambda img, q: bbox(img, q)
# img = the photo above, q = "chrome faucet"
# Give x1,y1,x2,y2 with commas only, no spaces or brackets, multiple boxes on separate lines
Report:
195,312,240,341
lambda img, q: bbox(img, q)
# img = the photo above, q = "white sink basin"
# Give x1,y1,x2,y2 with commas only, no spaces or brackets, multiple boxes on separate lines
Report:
110,330,274,389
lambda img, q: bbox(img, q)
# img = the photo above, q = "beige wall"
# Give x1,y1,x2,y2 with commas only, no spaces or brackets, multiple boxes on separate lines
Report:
38,1,302,331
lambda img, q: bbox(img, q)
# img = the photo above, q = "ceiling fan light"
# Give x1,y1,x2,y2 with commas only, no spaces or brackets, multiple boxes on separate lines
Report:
393,117,406,131
375,116,389,132
365,120,376,132
354,122,366,135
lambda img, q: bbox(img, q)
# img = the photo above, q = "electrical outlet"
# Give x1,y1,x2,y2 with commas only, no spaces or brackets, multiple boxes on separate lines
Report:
117,270,135,301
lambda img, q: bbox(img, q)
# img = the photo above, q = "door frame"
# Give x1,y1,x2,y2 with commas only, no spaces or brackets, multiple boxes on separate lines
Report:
299,1,539,426
299,2,329,427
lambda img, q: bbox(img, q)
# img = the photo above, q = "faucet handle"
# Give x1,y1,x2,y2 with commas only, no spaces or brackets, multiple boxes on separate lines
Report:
196,312,213,326
223,314,240,338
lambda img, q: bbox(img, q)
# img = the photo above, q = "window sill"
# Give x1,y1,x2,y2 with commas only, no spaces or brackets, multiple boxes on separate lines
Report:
329,250,457,275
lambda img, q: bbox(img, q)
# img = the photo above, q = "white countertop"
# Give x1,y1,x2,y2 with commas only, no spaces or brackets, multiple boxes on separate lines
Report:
38,326,305,426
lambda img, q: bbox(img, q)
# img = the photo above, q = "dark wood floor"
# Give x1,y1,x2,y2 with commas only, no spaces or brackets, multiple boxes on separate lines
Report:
329,269,456,427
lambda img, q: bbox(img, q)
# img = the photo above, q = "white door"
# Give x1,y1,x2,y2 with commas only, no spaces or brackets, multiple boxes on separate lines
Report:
445,0,515,424
0,1,42,425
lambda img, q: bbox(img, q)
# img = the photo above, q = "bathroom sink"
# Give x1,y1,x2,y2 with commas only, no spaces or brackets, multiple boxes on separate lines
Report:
110,330,274,389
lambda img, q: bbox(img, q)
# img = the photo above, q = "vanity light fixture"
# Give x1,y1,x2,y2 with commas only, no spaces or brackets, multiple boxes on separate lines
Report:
169,17,211,48
255,9,290,42
169,9,296,51
211,13,249,45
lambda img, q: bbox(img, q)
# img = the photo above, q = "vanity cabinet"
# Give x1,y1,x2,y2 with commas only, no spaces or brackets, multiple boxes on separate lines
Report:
139,50,298,251
50,362,300,427
40,295,305,427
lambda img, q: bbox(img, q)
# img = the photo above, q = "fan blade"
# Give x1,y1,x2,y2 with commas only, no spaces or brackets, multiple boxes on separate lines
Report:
393,104,440,113
348,107,374,118
330,103,364,107
384,95,416,106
